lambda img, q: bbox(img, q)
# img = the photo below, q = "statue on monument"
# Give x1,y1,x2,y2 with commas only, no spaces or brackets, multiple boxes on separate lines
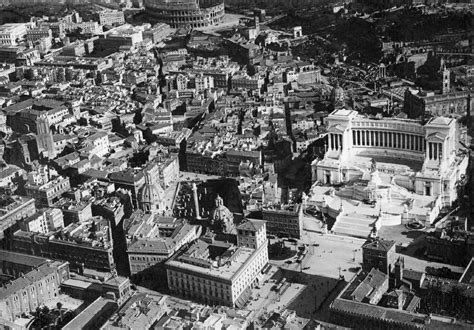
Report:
370,159,377,174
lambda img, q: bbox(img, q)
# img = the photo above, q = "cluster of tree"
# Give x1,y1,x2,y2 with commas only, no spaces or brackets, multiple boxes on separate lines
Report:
420,281,474,323
332,17,382,63
0,3,107,25
226,0,331,15
0,4,68,24
268,240,294,259
380,8,473,42
32,304,75,329
268,9,336,34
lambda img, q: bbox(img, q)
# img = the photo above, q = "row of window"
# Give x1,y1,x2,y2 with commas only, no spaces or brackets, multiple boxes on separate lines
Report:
130,255,165,262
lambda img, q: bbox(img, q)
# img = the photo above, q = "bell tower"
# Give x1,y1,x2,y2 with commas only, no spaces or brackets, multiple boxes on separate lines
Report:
441,64,450,95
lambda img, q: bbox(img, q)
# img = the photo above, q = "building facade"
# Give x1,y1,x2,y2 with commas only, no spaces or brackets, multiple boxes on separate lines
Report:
25,175,71,207
262,204,303,239
20,208,64,234
404,89,473,120
362,239,396,275
0,196,36,240
10,218,115,272
0,24,28,46
165,220,268,307
26,28,52,43
127,223,201,275
99,10,125,26
0,253,69,323
314,110,468,206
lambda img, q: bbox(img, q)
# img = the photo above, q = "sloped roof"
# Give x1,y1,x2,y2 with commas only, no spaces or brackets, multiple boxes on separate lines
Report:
237,219,265,232
363,239,395,252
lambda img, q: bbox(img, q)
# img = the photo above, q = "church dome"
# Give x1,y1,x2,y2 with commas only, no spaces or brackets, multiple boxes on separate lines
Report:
138,170,164,213
211,195,233,222
210,195,235,233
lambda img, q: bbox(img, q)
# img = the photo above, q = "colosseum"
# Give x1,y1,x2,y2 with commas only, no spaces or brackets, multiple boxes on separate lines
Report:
145,0,225,28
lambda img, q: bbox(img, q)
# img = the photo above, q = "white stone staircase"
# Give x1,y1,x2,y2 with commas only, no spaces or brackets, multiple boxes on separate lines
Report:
332,213,375,238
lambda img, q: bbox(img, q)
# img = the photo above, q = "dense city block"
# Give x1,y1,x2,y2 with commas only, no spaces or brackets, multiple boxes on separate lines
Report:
0,0,472,329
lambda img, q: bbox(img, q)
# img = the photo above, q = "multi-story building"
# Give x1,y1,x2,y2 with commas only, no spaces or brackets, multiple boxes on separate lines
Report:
123,71,147,85
226,150,262,178
0,23,28,46
314,110,469,207
92,197,125,227
165,219,268,307
145,0,225,29
231,74,265,91
10,217,115,272
54,199,92,226
0,249,48,278
26,28,52,43
127,222,201,275
404,89,473,120
25,175,71,207
81,131,109,157
0,195,36,240
5,98,71,134
67,21,102,35
98,10,125,26
0,251,69,323
40,22,65,38
143,23,172,43
109,169,146,208
0,48,21,64
262,204,303,239
203,70,230,88
103,293,169,329
20,208,64,234
62,42,86,57
34,57,112,71
96,25,143,51
185,143,263,178
192,74,214,92
362,239,396,275
330,243,473,329
185,148,227,176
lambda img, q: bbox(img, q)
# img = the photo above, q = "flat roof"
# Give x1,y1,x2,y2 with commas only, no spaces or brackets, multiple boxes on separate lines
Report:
332,109,357,117
427,116,454,126
166,243,256,282
62,278,93,290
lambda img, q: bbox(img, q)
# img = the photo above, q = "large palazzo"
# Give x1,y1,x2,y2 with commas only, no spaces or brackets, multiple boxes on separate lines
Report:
313,110,468,207
145,0,225,29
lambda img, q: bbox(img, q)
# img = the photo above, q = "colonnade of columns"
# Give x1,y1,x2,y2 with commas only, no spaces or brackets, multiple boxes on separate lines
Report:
329,133,343,151
427,142,443,161
351,130,425,152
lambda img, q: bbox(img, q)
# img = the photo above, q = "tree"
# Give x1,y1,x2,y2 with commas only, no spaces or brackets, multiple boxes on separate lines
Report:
89,221,98,240
133,109,143,125
57,302,64,324
247,64,257,77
